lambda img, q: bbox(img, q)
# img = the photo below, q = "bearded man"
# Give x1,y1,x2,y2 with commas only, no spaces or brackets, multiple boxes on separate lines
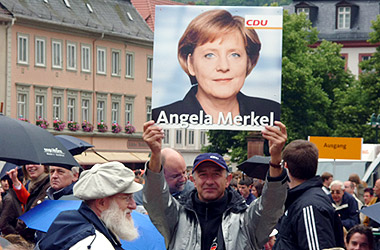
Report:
35,161,142,250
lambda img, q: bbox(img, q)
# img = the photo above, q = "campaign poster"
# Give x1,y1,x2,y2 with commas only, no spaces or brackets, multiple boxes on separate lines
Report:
152,6,283,130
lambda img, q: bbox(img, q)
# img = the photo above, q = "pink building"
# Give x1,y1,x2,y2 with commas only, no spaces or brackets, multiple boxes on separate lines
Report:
0,0,154,168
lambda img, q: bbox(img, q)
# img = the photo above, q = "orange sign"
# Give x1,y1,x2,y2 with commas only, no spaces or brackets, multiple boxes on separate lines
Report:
308,136,363,160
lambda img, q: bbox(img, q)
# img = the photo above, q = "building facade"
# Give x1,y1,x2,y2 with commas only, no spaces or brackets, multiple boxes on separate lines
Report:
0,0,154,168
285,0,380,77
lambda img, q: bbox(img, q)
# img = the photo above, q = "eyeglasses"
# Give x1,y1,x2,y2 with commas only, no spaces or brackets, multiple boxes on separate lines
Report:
331,190,342,194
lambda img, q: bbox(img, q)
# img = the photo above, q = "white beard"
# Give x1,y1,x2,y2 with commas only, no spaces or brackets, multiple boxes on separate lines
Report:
100,199,139,241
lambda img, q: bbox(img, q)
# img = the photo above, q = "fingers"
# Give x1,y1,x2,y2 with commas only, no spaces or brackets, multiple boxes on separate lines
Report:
262,121,287,143
143,120,164,153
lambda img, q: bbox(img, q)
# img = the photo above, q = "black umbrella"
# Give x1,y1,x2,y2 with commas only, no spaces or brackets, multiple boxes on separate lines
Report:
237,155,271,180
0,114,78,168
55,135,94,156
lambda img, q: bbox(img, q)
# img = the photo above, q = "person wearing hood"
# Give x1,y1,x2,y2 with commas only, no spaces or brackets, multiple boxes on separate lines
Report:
273,140,345,250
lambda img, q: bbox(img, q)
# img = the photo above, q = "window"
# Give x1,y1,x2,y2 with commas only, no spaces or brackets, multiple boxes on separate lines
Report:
147,56,153,81
337,7,351,29
17,34,28,64
125,102,133,124
35,95,45,119
146,98,152,121
111,50,120,76
188,130,195,145
125,52,134,78
163,129,170,144
111,102,120,123
67,42,77,70
176,130,182,144
35,37,46,67
201,131,207,145
81,99,90,122
297,8,310,19
53,96,62,120
52,40,62,69
97,101,105,123
67,98,76,121
97,47,106,74
17,93,27,119
81,45,91,72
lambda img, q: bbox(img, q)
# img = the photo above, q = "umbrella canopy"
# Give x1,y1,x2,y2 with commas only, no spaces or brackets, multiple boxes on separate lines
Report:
55,135,94,156
0,162,22,180
237,155,271,180
361,202,380,224
0,115,78,168
20,200,165,250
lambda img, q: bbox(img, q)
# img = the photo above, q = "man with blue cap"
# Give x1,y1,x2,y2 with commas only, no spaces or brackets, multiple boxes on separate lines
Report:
142,120,288,250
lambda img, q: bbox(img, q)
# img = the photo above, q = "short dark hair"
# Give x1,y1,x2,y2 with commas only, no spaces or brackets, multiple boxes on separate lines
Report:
238,176,253,186
364,187,374,196
252,179,264,197
346,224,374,249
321,172,333,182
282,140,319,180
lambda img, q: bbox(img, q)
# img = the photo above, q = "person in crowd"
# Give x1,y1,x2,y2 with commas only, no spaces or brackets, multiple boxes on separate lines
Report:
134,148,194,206
229,178,238,191
251,178,264,198
363,179,380,228
273,140,344,250
363,188,374,206
345,224,374,250
238,177,256,205
344,180,365,222
152,9,280,124
36,161,142,249
1,178,10,197
329,180,360,230
142,120,288,249
349,173,366,204
0,175,24,236
321,172,333,194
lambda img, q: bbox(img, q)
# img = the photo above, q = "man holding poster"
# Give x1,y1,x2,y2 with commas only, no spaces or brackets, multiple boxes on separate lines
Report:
152,6,283,130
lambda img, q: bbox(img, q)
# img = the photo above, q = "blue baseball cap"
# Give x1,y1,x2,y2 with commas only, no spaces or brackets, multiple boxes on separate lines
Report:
192,153,229,173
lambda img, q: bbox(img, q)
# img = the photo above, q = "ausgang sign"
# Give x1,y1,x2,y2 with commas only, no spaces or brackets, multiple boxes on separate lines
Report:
308,136,363,160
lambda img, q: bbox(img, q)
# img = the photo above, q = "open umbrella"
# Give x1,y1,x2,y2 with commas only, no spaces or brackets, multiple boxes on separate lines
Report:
0,162,22,180
237,155,270,180
0,114,78,168
361,202,380,224
55,135,94,156
20,200,165,250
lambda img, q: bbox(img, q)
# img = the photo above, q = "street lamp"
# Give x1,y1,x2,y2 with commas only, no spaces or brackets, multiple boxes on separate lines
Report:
370,113,380,144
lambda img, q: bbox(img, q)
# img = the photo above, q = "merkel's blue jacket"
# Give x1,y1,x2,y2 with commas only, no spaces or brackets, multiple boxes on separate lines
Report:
36,202,123,250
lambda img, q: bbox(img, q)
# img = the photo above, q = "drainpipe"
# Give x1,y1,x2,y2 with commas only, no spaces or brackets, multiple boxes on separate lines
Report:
5,18,15,116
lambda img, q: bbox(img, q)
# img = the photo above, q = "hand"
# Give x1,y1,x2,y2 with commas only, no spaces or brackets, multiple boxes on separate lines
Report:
143,121,164,173
262,121,287,165
7,168,21,186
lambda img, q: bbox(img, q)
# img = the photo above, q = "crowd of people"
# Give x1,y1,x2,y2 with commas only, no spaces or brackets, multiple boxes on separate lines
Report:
0,120,378,250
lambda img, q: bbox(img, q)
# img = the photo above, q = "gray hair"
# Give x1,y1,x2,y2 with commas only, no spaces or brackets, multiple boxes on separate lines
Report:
330,180,344,190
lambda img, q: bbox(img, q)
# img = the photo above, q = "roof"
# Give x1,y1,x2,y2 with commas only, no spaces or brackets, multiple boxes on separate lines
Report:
285,0,380,42
0,0,153,43
131,0,184,31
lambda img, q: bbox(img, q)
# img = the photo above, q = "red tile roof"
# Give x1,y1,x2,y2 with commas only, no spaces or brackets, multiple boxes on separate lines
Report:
131,0,185,31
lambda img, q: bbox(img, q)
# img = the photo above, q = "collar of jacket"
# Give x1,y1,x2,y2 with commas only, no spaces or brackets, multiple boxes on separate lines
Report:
46,182,75,200
285,176,323,210
78,202,122,248
182,187,248,215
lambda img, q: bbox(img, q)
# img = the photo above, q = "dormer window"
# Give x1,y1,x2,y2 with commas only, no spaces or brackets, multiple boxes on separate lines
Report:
295,2,318,24
297,8,310,19
336,1,359,30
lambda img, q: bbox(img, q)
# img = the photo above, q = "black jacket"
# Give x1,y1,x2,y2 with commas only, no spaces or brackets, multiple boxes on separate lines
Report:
152,85,280,124
328,192,360,230
0,189,24,235
36,202,123,250
274,176,344,250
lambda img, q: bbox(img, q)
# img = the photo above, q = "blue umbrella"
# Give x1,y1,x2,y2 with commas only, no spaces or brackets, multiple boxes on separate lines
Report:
0,115,78,168
19,200,165,250
55,135,94,156
361,202,380,224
